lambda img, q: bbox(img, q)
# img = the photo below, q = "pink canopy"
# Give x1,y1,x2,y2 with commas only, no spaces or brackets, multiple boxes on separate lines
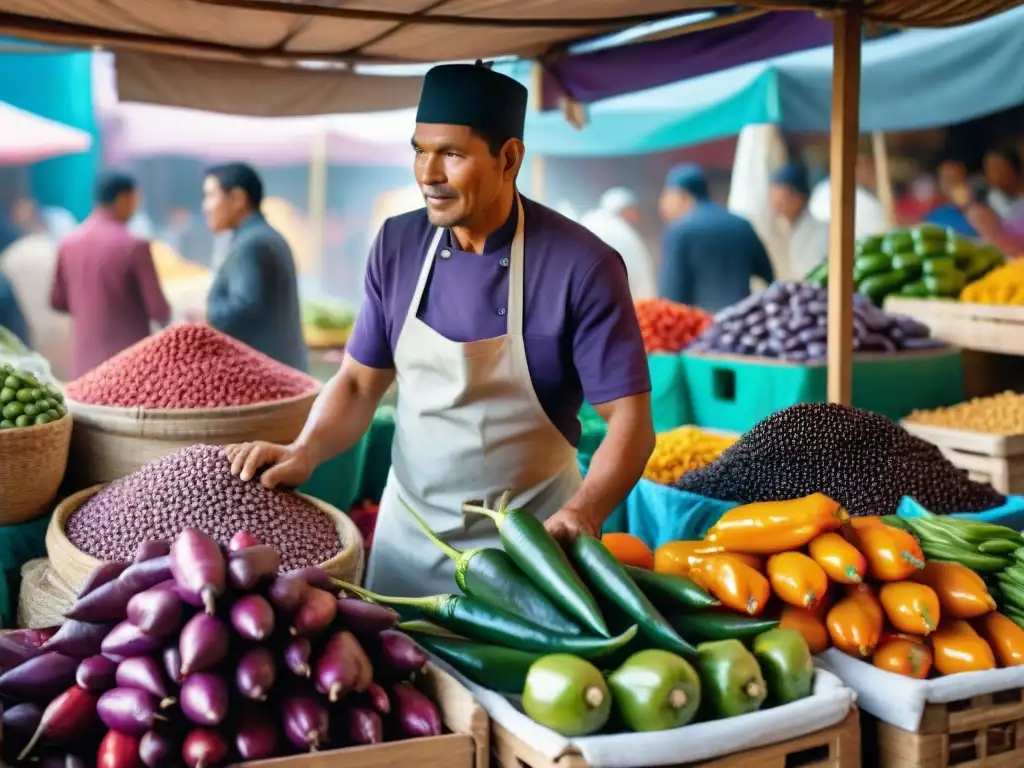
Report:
0,102,92,164
103,102,416,167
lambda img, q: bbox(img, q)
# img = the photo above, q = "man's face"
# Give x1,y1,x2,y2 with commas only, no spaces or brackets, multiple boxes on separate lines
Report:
938,161,967,201
658,188,690,222
412,123,516,228
984,154,1018,195
202,176,241,233
769,183,805,222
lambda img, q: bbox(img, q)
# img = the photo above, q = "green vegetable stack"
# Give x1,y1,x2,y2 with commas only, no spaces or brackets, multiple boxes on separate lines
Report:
342,492,815,737
0,363,68,430
884,511,1022,574
804,224,1004,305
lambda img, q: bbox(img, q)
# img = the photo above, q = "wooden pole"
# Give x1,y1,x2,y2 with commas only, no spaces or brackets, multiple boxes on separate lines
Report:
530,63,547,202
307,128,328,281
826,8,863,405
872,131,896,229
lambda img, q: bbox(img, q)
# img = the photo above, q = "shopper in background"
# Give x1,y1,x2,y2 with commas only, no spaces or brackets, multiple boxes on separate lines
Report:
581,187,657,299
984,148,1024,221
769,162,828,280
0,272,29,347
658,163,774,312
809,153,887,239
203,162,308,372
51,171,170,378
924,158,976,237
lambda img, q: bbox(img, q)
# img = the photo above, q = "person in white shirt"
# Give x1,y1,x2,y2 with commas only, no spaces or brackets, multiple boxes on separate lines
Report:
770,162,829,280
984,148,1024,221
809,154,887,240
580,187,657,300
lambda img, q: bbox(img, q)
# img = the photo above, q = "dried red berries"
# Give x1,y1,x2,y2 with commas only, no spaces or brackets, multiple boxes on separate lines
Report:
65,324,317,409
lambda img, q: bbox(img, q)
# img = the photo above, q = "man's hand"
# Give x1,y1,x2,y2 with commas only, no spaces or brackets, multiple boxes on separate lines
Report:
544,507,602,544
224,441,316,489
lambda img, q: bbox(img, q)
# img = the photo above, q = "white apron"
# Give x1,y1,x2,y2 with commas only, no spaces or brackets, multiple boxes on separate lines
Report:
365,195,583,597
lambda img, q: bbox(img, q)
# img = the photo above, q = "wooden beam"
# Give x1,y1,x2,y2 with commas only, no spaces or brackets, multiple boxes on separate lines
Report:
872,131,896,229
826,7,863,405
530,64,547,202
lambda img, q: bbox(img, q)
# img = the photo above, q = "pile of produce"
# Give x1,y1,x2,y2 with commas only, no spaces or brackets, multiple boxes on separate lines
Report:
0,364,68,429
634,299,712,354
676,403,1005,516
66,445,342,568
0,529,444,766
804,224,1003,303
905,391,1024,435
372,495,814,738
961,258,1024,305
642,426,737,485
302,299,356,334
687,282,942,362
65,324,317,409
0,325,29,357
657,496,1024,678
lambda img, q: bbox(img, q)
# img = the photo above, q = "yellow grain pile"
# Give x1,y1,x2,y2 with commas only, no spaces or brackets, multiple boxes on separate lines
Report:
643,426,737,485
906,391,1024,435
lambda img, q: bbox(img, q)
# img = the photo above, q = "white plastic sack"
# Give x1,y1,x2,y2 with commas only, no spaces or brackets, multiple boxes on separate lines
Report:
817,648,1024,733
435,658,855,768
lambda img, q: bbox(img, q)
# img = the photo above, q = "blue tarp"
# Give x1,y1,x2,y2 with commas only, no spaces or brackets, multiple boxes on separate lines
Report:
524,6,1024,156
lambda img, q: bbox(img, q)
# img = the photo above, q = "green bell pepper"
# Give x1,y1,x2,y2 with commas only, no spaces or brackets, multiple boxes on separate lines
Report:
882,232,915,256
858,269,910,305
854,253,891,276
696,639,767,720
608,650,702,732
899,281,930,298
891,252,923,274
922,256,957,276
752,628,815,707
857,235,884,253
923,272,966,297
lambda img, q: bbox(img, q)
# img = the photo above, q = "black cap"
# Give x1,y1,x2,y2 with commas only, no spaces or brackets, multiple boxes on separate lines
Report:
415,62,528,142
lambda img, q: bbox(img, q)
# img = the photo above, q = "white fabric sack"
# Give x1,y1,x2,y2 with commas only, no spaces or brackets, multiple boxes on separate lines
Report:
432,657,854,768
817,648,1024,733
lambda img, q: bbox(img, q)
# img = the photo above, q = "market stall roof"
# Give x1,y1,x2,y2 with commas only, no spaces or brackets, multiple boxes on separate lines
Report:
523,3,1024,156
0,101,92,164
0,0,1020,116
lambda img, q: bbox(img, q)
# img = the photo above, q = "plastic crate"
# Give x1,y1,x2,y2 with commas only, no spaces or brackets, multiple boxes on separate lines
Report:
300,432,369,515
648,352,692,433
681,348,965,434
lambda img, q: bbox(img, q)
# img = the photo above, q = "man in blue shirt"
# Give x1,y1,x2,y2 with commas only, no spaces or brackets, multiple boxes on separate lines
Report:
0,272,30,347
658,164,774,312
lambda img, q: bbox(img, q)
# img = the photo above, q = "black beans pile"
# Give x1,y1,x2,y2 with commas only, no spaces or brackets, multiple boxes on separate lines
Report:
675,402,1005,516
66,445,342,568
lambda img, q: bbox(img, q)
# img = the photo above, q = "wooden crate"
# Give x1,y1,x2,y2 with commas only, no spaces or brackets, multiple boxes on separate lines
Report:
235,664,489,768
900,420,1024,494
871,688,1024,767
492,709,860,768
884,298,1024,357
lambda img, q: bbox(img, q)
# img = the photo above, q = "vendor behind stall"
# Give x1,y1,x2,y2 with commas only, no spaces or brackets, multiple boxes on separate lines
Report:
224,61,655,597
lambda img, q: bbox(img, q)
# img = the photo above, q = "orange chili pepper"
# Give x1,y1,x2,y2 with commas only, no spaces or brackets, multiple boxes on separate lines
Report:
779,605,831,654
690,554,770,616
827,585,883,658
653,541,721,576
931,619,996,675
978,613,1024,668
911,561,997,619
879,582,940,635
767,552,829,609
601,533,654,570
808,533,867,585
873,638,932,679
703,494,847,554
846,523,925,581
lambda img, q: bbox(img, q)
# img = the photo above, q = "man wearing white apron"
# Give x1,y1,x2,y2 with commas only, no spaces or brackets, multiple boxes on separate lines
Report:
225,62,655,597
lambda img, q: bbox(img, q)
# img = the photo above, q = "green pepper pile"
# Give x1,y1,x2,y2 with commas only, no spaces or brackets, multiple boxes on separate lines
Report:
347,493,815,738
0,363,68,429
805,224,1004,306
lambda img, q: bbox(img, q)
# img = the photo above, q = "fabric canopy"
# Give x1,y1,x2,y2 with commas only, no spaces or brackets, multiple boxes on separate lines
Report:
0,101,92,164
523,4,1024,156
0,0,1020,116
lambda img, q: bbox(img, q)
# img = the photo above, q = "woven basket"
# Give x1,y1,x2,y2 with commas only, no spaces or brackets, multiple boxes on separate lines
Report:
65,388,319,489
0,414,72,524
46,485,364,594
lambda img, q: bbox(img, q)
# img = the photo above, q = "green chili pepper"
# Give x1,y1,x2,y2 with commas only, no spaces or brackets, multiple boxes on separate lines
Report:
398,495,581,636
401,629,540,694
923,544,1009,572
463,495,609,638
625,566,720,610
979,538,1020,556
334,580,635,659
570,536,697,659
666,612,780,643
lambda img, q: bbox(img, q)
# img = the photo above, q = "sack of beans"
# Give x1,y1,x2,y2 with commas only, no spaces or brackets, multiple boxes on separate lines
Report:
63,324,321,488
47,445,363,600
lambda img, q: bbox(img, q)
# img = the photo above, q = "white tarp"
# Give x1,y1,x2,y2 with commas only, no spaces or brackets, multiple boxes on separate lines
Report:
0,102,91,164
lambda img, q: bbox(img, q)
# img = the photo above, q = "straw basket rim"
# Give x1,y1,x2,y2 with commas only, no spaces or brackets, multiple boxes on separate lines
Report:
0,411,73,436
47,483,363,590
65,382,322,421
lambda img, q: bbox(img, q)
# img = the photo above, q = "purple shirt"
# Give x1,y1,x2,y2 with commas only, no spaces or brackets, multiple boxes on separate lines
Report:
347,196,650,445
